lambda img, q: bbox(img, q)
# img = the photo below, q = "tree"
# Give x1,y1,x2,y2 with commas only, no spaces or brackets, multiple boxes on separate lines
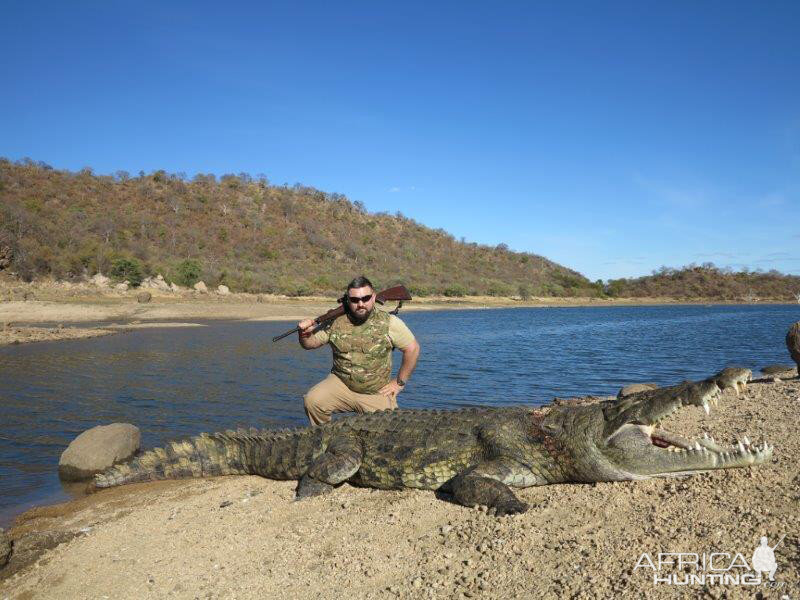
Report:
110,258,144,287
175,259,202,287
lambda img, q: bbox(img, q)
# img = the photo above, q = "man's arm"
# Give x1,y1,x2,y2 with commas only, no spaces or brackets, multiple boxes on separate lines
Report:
378,339,420,400
297,319,326,350
396,339,420,384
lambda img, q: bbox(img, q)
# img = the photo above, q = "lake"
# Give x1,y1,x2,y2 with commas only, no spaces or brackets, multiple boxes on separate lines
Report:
1,304,798,526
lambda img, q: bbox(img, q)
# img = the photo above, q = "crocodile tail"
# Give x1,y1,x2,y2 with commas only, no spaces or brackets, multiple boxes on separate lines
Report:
93,429,260,489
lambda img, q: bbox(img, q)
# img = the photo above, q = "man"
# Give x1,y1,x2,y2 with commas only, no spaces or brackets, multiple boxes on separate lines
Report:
297,276,420,425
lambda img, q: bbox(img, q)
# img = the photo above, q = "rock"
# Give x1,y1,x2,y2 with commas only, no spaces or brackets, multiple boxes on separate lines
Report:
170,282,182,293
760,364,796,375
617,383,659,399
153,274,170,291
90,273,111,288
217,285,230,295
0,528,10,568
193,281,208,293
115,282,129,291
136,291,152,303
58,423,141,481
140,275,170,291
786,322,800,373
0,245,12,270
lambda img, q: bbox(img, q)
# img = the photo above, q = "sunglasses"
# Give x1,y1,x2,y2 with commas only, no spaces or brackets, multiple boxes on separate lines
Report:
348,294,373,304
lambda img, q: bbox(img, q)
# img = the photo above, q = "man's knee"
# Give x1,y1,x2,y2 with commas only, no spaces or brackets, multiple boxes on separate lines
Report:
304,383,336,425
303,386,328,413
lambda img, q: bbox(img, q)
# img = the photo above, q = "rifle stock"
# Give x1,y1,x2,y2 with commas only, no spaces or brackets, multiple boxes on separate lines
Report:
271,285,412,342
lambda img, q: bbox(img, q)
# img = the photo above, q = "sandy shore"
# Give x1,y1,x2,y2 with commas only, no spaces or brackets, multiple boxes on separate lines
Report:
1,373,798,599
2,278,793,347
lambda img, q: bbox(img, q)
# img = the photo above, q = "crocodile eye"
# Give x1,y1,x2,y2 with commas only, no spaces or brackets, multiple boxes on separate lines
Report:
542,423,560,435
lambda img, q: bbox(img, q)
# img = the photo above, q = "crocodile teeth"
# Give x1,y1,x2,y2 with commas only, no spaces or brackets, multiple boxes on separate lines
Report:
737,441,746,454
693,442,702,451
743,436,751,446
703,400,710,415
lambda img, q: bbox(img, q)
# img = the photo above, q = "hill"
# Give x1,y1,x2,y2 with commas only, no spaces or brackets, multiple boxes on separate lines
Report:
604,264,800,301
0,158,597,297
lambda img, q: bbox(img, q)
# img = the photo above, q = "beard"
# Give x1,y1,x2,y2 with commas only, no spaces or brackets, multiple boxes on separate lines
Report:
348,304,372,325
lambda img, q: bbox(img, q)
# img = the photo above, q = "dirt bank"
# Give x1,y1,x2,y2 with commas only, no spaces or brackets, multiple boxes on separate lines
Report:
2,276,792,347
1,375,798,599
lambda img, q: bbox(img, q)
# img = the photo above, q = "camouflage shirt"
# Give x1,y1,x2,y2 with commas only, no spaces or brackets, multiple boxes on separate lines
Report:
314,309,414,393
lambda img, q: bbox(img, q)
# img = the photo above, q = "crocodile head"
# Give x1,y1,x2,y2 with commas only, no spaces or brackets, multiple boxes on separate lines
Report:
541,368,771,481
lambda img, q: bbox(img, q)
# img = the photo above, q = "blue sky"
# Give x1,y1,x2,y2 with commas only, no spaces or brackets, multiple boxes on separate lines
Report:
2,1,799,280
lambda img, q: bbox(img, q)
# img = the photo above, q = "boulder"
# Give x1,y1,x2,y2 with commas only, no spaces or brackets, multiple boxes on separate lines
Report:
0,245,12,270
153,274,170,291
136,291,152,303
193,281,208,293
0,528,10,568
617,383,659,399
140,275,170,291
170,282,182,293
217,284,230,295
115,281,129,291
787,322,800,373
58,423,140,481
90,273,110,288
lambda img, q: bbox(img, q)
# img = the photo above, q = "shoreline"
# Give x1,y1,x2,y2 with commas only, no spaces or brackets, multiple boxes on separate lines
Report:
1,285,797,347
1,375,798,598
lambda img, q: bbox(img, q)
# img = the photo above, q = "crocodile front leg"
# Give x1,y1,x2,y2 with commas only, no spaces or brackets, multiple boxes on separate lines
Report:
296,435,362,499
449,459,533,515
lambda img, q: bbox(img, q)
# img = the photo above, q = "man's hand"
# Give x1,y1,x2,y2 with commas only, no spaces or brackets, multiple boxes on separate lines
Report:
297,319,325,349
298,319,315,338
378,379,404,401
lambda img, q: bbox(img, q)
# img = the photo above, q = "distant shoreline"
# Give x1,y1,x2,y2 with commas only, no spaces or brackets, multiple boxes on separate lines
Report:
0,289,796,347
0,276,797,347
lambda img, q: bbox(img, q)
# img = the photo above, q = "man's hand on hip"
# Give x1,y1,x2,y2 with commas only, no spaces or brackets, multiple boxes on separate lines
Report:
378,380,404,401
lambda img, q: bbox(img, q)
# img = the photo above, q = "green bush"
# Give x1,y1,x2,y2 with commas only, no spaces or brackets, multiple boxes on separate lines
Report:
175,259,202,287
110,258,143,287
443,284,467,297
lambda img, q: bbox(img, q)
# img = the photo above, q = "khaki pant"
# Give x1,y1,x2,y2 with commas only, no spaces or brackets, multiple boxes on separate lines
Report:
304,373,397,425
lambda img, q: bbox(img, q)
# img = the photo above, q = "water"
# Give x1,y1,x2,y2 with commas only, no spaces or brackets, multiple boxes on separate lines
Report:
1,304,797,525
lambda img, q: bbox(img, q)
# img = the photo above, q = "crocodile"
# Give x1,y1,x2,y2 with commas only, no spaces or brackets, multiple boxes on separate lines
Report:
94,367,768,516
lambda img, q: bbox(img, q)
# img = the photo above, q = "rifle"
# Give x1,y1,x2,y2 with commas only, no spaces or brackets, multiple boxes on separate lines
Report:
271,285,413,342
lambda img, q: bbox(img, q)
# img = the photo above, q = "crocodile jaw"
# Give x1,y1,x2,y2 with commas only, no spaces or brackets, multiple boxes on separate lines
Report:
607,423,774,476
602,375,771,477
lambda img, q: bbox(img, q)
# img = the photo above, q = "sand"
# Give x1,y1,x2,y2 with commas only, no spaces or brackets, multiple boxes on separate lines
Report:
1,373,798,599
3,276,784,347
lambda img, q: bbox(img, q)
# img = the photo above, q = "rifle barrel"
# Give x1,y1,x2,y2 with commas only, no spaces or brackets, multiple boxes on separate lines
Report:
271,326,300,343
